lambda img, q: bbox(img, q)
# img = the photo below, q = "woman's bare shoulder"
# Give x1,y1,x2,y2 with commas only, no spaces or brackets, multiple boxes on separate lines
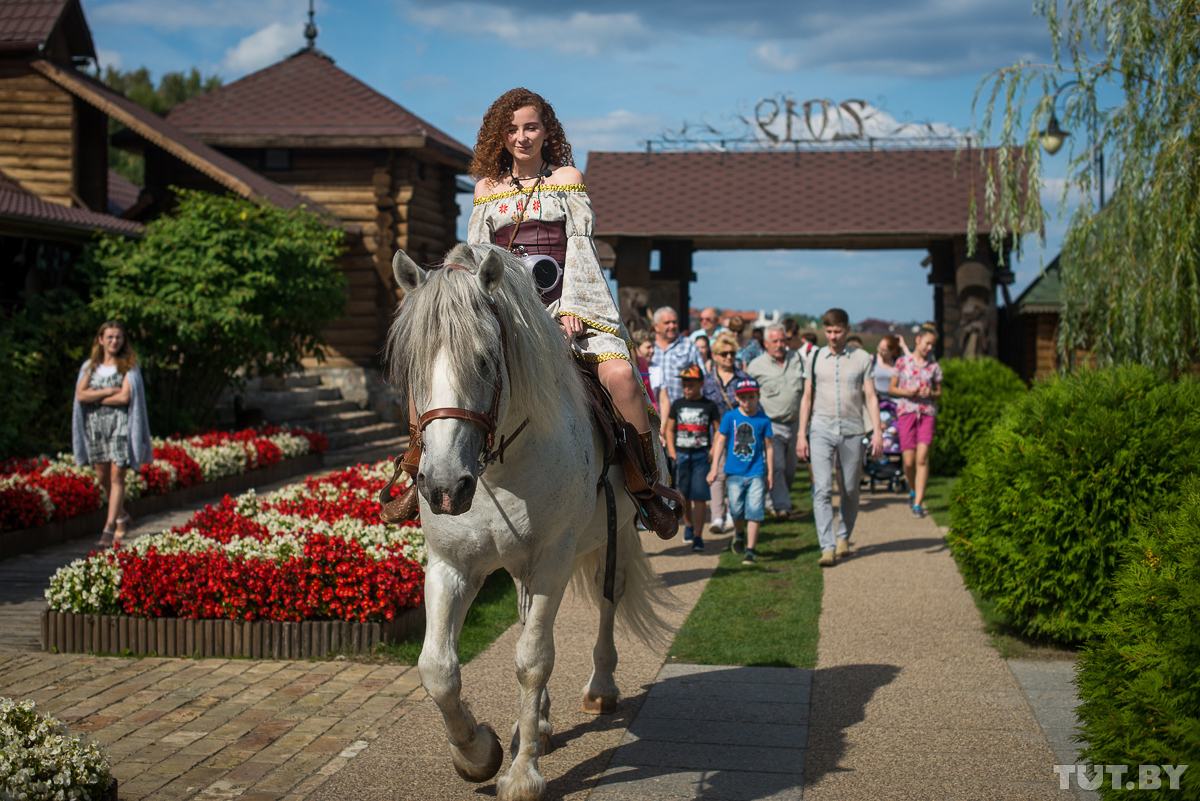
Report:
474,177,504,199
547,165,584,186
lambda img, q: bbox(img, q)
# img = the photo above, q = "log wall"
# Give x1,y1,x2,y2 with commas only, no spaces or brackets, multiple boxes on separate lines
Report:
0,69,75,206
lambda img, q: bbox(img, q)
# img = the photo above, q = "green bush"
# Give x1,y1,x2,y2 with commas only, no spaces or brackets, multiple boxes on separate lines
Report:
930,357,1026,475
1075,479,1200,798
86,189,347,433
0,287,99,458
948,365,1200,642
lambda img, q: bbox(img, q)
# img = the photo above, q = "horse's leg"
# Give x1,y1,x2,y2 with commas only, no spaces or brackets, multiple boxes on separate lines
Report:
497,570,571,801
510,579,554,756
582,537,621,715
419,557,503,784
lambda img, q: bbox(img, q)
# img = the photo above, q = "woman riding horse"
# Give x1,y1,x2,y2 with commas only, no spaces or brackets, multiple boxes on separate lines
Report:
392,88,678,537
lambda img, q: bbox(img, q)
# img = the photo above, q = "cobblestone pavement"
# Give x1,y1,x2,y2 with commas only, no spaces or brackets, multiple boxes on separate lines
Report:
0,651,422,800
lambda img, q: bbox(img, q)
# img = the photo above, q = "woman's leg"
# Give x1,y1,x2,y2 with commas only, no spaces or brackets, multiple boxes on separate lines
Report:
902,450,917,498
596,359,651,434
913,443,931,508
95,462,116,529
111,467,128,539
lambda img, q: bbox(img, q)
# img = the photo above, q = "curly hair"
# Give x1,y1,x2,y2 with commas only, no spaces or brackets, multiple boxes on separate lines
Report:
469,88,574,182
87,321,138,375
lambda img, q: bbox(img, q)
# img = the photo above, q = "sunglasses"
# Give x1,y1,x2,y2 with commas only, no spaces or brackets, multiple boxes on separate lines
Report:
716,351,737,357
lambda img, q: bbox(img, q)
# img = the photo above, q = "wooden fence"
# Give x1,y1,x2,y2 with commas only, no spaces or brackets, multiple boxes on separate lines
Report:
41,605,424,660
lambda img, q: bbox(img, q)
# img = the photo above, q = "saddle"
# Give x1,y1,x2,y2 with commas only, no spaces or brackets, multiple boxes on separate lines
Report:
575,362,684,534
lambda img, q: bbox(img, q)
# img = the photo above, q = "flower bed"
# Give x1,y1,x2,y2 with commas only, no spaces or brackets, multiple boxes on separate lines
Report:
46,460,424,626
0,696,115,801
0,426,327,532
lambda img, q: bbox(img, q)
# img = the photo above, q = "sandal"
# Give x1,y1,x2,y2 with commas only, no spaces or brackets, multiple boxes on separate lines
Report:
98,528,115,547
113,514,131,545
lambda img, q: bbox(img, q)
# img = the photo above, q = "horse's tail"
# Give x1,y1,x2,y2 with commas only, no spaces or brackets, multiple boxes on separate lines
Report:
570,523,681,651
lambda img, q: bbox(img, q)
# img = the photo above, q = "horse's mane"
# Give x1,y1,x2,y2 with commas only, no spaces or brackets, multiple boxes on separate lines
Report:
386,243,587,438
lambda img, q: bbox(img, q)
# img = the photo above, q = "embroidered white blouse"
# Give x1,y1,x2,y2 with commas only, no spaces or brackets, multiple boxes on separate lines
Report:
469,183,634,365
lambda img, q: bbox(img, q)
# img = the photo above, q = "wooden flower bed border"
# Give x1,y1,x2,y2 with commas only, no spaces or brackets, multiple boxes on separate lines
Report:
1,452,324,560
41,605,424,660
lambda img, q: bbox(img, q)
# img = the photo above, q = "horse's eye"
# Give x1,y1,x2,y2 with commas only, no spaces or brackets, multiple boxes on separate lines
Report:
477,356,489,375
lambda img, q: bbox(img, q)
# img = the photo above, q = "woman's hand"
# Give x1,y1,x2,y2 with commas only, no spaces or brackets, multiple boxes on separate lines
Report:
558,314,585,338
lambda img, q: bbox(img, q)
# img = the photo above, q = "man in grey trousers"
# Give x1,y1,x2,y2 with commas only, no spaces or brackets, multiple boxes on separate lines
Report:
797,308,883,566
747,323,806,520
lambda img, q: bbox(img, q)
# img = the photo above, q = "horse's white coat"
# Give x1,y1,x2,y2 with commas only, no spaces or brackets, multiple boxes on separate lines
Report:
387,245,672,801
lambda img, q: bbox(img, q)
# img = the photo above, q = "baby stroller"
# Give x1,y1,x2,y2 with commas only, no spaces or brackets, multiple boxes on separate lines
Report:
863,398,907,493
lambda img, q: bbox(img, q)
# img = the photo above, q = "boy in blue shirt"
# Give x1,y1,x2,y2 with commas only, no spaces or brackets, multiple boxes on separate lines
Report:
708,378,774,565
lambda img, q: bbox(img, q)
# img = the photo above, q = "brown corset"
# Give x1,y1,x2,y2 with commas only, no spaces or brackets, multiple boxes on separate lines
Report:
493,220,566,305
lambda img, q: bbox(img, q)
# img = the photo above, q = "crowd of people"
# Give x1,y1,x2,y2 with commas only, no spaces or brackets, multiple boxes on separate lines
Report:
649,305,943,567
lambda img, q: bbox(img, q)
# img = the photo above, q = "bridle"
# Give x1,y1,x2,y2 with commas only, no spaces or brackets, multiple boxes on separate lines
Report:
414,263,528,472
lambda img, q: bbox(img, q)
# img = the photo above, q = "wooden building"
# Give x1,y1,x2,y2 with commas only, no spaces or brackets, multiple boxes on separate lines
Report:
1010,257,1062,382
160,48,473,369
1,0,474,416
585,149,1021,361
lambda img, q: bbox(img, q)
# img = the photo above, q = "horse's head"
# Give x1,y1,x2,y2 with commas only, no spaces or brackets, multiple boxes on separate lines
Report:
387,244,568,517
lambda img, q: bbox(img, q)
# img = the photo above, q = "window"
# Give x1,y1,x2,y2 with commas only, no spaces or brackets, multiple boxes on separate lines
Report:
263,149,292,171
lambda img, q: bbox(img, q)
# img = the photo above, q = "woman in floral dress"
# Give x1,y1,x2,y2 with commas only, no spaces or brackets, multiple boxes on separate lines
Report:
889,325,943,518
72,321,152,546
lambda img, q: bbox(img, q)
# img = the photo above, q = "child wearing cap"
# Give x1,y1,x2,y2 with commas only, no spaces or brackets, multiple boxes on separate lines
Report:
707,377,774,565
666,364,720,550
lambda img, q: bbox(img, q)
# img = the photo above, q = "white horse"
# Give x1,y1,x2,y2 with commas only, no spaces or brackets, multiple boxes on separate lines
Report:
387,243,672,801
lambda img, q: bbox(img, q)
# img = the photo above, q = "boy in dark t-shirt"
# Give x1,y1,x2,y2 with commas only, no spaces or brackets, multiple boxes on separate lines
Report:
667,364,720,551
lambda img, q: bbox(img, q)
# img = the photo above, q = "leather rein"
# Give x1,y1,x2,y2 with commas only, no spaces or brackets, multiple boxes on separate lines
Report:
415,263,528,472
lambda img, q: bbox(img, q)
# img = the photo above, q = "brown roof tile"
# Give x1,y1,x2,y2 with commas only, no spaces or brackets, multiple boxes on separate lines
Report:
0,0,65,45
585,149,1011,245
32,60,331,215
0,169,142,236
166,49,472,161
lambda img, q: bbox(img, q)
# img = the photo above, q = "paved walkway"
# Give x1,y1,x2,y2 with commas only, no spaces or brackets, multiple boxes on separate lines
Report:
0,477,1094,800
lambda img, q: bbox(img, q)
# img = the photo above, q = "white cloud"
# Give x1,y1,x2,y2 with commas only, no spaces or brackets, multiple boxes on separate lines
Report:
402,73,451,93
222,22,305,77
90,0,305,32
405,4,652,56
564,110,664,157
94,48,123,70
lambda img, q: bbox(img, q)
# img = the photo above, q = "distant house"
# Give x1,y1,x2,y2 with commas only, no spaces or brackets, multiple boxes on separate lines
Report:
1011,257,1062,382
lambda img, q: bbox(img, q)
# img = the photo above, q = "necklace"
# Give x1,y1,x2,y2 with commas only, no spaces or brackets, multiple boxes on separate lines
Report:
510,162,550,188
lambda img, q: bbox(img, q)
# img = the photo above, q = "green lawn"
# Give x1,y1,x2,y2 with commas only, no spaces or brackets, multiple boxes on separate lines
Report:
922,474,959,528
668,473,822,667
374,568,519,665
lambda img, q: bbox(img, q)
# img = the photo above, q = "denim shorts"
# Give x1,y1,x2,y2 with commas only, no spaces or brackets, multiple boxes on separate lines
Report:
674,450,712,501
726,474,766,522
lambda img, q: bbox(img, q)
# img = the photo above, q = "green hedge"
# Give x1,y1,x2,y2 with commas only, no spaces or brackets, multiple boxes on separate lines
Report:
930,358,1026,475
948,365,1200,642
1076,479,1200,797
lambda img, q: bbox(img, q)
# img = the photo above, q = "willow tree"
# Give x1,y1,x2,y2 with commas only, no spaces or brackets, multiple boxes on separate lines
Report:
973,0,1200,373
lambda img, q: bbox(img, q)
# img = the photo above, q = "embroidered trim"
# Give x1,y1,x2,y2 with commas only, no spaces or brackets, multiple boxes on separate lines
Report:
474,184,587,205
556,311,622,337
579,351,632,364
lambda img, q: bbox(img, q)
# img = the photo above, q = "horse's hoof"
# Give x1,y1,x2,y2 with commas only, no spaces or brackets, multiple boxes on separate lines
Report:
581,694,618,715
497,760,547,801
450,722,503,783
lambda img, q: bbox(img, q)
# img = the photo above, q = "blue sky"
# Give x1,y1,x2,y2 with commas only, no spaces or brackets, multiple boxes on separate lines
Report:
82,0,1076,323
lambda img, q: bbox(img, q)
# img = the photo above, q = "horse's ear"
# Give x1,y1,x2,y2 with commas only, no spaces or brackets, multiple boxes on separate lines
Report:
477,248,505,295
392,250,425,294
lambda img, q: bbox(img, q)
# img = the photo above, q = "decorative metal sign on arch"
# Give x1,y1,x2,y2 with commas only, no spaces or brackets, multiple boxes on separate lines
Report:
646,93,965,152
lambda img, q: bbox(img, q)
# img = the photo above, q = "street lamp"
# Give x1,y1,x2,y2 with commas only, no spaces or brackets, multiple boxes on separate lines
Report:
1039,82,1104,207
1039,111,1070,155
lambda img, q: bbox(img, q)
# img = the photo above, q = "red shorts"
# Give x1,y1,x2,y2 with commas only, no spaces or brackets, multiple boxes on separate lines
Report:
896,413,936,451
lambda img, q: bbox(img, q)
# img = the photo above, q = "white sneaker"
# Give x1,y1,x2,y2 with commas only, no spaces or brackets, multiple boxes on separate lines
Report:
708,520,724,534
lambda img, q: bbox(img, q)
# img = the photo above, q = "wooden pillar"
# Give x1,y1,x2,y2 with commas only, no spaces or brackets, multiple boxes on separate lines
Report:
657,239,695,325
612,236,653,332
927,240,955,359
